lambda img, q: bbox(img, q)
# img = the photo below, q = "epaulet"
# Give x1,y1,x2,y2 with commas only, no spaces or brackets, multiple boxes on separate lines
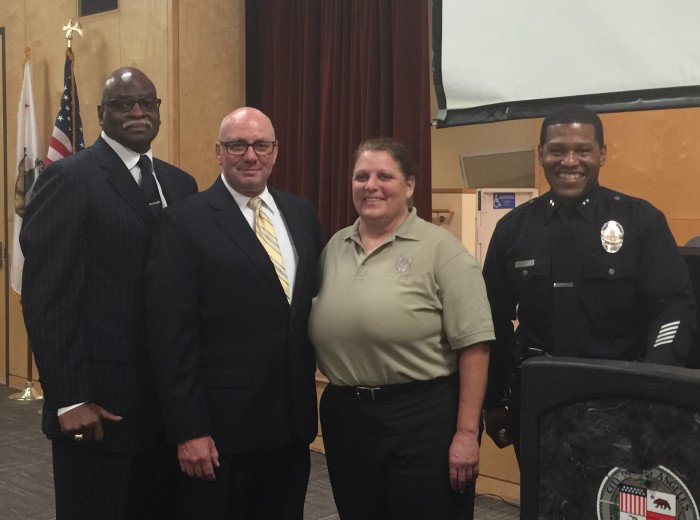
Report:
605,187,627,203
600,186,660,217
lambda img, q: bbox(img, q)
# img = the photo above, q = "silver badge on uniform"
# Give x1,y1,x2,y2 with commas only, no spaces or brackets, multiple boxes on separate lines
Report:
600,220,624,253
395,254,413,273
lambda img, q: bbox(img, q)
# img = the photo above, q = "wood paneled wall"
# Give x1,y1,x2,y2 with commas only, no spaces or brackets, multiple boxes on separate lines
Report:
0,0,245,385
1,0,244,185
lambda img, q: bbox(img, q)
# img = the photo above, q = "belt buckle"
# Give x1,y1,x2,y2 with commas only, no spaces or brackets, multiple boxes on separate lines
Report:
356,386,380,402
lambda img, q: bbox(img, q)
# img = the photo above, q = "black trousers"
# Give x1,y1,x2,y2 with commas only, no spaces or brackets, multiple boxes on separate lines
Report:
52,439,177,520
320,376,475,520
174,443,310,520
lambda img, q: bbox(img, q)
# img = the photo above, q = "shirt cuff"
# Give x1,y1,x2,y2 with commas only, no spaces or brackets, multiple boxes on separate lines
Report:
57,402,87,416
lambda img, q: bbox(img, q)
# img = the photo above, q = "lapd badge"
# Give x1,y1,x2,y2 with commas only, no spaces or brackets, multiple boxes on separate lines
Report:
395,254,413,273
597,465,699,520
601,220,624,253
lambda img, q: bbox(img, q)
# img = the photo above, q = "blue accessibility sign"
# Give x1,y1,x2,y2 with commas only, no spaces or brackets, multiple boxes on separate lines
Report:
493,193,516,209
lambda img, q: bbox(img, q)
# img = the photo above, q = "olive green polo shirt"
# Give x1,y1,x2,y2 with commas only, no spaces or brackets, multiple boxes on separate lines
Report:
309,209,495,387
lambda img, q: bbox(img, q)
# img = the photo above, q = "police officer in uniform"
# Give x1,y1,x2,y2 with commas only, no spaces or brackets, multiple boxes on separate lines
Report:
482,104,696,456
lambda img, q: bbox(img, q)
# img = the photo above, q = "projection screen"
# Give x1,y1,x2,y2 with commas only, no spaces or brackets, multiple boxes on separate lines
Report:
433,0,700,127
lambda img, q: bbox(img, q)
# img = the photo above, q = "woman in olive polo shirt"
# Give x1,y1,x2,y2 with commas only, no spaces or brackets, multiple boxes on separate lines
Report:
309,138,494,520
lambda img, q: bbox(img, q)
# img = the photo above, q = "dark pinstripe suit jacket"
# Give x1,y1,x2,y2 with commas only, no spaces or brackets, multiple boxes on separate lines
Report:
20,137,198,454
145,178,322,454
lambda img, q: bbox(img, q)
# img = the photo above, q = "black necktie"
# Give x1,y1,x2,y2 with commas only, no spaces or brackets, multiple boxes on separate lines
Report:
138,155,162,217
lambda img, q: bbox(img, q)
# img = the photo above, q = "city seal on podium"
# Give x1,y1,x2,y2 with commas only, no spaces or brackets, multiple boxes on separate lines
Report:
597,465,699,520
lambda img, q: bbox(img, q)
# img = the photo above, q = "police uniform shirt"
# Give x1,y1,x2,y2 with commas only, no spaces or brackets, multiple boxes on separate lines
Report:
483,184,696,375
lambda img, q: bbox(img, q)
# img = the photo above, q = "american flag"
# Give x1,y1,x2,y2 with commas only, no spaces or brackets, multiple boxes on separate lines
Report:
45,49,84,165
620,484,647,517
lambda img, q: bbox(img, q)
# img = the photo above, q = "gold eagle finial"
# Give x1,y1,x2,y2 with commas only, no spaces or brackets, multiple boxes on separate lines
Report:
62,19,84,48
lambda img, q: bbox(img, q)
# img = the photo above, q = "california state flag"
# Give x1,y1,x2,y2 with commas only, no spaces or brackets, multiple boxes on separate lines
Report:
12,53,43,294
647,490,677,520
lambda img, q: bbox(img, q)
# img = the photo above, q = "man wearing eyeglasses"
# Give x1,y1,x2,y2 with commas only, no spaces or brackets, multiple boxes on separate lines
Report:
146,107,322,519
20,67,197,519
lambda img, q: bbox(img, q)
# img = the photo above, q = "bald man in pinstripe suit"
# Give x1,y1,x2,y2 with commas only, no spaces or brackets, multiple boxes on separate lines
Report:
20,67,197,519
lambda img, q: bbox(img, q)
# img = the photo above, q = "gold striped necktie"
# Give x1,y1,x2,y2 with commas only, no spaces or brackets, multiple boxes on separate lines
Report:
248,196,291,302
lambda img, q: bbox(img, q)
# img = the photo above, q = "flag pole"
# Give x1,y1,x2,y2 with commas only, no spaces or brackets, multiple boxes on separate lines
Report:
8,347,43,400
63,19,82,153
9,48,42,401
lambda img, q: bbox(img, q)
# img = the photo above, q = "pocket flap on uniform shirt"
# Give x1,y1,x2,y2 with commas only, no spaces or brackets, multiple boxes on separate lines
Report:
507,257,550,281
583,254,637,280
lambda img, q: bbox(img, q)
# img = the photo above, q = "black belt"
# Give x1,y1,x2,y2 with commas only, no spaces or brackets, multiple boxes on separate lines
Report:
329,374,455,403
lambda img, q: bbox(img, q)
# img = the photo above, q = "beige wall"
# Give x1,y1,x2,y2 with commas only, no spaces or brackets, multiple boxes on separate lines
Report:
431,119,537,189
0,0,245,386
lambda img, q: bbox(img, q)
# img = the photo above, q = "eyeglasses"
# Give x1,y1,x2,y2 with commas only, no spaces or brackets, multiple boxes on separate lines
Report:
219,140,277,156
103,98,162,112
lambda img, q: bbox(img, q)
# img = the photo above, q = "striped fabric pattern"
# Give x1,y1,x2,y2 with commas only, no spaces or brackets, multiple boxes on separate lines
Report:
654,320,680,348
248,196,290,302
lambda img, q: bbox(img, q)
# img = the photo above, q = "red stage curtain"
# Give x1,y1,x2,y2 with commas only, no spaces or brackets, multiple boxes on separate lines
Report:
247,0,431,239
